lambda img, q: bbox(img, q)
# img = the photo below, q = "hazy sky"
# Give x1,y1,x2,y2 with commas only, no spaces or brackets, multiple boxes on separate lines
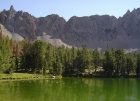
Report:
0,0,140,21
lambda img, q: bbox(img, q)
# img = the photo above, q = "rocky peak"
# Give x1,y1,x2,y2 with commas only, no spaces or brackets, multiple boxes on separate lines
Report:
1,6,140,49
8,5,16,20
119,7,140,39
126,10,131,15
10,5,15,11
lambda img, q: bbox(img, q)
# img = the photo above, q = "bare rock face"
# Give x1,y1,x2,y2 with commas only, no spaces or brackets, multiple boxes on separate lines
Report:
119,8,140,39
37,32,71,48
61,15,118,42
0,5,140,50
0,6,36,39
37,14,66,37
0,24,24,41
60,9,140,49
0,6,66,40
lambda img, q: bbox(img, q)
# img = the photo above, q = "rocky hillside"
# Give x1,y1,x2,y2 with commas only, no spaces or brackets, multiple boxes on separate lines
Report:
0,6,140,50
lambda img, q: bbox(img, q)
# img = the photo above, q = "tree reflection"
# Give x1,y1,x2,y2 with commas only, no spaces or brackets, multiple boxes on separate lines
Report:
0,78,140,101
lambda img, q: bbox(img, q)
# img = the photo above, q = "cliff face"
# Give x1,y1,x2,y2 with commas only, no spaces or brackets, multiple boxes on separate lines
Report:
119,9,140,39
0,6,140,49
61,15,118,42
38,14,66,36
0,6,37,39
0,6,66,39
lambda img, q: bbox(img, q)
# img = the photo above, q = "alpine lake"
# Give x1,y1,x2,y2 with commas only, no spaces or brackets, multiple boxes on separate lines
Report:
0,78,140,101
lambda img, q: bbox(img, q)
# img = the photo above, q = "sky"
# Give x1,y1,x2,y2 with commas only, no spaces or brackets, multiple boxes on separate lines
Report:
0,0,140,21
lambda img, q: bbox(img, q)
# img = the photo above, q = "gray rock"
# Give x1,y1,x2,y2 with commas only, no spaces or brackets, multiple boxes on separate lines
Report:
0,6,140,50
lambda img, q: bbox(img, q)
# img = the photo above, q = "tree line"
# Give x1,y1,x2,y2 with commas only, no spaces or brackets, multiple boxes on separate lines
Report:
0,34,140,77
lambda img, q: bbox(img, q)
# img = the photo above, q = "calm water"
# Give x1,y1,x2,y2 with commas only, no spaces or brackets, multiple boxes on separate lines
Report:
0,78,140,101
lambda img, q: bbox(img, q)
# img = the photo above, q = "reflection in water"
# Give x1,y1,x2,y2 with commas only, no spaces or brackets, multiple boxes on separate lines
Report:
0,78,140,101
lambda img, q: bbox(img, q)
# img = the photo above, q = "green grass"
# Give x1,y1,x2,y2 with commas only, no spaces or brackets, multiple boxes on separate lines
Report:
0,73,61,81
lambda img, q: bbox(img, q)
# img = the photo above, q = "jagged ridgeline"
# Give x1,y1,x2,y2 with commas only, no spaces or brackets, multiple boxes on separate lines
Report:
0,5,140,50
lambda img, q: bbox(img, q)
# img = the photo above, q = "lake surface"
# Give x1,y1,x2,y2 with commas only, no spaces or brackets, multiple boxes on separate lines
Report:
0,78,140,101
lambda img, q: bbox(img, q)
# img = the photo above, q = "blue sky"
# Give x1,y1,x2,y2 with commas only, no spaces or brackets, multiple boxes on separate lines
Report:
0,0,140,21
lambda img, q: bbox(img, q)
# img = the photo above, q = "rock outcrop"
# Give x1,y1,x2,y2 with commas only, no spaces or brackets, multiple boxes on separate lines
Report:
0,24,24,41
0,5,140,50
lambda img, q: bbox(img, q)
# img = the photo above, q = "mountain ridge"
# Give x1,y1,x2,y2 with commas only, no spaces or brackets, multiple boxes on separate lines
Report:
0,5,140,50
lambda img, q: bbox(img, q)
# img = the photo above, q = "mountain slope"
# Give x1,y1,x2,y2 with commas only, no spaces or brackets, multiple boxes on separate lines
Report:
0,6,140,50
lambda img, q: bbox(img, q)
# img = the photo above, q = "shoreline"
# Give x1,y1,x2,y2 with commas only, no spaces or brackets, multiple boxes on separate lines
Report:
0,73,62,81
0,73,139,82
62,73,140,78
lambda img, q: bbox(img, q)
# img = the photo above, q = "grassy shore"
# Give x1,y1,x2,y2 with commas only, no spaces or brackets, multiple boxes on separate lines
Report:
0,73,62,81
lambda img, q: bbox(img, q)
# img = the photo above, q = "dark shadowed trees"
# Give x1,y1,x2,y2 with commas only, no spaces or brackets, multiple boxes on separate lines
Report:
103,46,115,76
136,54,140,76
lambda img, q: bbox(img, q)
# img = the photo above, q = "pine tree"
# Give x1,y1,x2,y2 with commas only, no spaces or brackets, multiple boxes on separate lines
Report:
71,46,77,72
0,35,14,73
115,49,126,76
126,56,134,75
45,44,55,74
64,48,72,73
103,46,115,76
93,48,103,74
20,41,32,72
77,45,92,72
20,40,47,73
53,52,63,75
136,54,140,76
115,49,125,75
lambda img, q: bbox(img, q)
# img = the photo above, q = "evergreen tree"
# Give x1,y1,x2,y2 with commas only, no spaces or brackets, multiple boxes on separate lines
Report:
20,41,32,72
64,48,72,73
93,48,102,74
76,45,92,72
103,46,115,76
20,40,47,73
126,56,134,75
0,35,17,73
53,52,63,75
71,46,77,72
136,54,140,76
115,49,125,75
30,40,47,73
56,46,66,71
45,44,55,73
